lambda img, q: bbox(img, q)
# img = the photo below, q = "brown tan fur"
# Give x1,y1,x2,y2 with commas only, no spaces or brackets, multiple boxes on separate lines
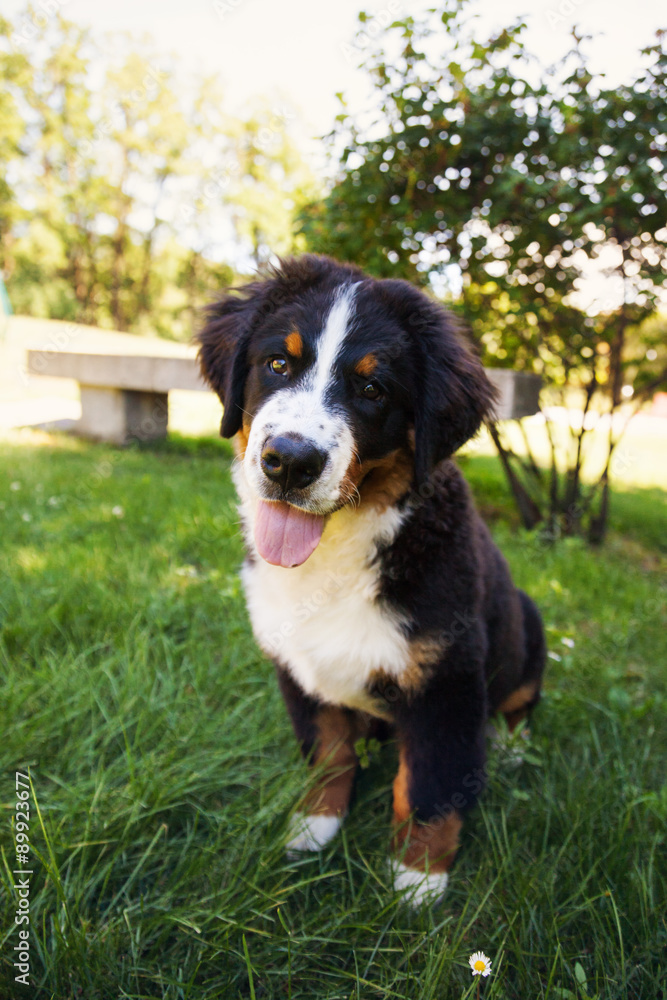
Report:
233,422,250,460
303,707,365,817
369,633,447,704
285,330,303,358
339,447,414,512
392,748,462,873
355,353,377,377
405,634,448,687
498,681,540,731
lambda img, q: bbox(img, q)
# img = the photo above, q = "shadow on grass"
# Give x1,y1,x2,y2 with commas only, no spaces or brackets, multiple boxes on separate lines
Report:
460,453,667,553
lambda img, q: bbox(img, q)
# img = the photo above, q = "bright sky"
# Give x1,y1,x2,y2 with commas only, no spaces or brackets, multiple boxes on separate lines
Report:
5,0,665,304
6,0,665,141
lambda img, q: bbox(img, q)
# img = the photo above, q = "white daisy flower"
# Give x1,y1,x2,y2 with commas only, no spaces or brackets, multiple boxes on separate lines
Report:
561,637,575,648
111,505,124,517
469,951,492,977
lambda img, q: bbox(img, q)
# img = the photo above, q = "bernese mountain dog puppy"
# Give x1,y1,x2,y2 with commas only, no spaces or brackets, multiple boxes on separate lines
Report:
197,254,545,906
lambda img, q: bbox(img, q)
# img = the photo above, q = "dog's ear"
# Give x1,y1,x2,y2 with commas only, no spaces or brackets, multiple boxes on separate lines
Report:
378,280,498,484
197,291,257,438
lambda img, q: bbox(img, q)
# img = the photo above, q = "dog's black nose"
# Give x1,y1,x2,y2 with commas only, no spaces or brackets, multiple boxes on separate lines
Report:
261,435,327,492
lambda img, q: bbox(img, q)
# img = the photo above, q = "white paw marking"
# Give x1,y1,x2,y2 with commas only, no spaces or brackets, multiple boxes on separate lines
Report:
391,862,449,907
286,812,342,854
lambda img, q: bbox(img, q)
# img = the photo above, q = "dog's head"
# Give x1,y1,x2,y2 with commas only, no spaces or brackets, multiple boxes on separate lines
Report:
197,254,496,567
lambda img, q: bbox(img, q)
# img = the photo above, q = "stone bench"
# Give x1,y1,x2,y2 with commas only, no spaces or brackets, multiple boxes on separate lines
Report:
26,350,541,444
486,369,543,422
27,351,207,444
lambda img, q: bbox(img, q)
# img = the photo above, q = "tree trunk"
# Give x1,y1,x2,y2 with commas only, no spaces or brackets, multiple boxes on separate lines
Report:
488,422,542,529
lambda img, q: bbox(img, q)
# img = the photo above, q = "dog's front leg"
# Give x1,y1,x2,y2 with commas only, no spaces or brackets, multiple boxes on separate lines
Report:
391,662,488,906
275,665,360,853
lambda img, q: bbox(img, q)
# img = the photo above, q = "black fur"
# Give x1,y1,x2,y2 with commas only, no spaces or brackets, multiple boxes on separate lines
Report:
376,460,543,818
197,253,546,864
198,256,365,437
373,280,497,484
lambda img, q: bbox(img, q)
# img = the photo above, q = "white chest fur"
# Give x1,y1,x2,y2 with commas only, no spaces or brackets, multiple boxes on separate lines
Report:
238,489,412,712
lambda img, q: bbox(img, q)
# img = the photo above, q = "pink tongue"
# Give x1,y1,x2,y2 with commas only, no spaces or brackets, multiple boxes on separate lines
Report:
254,500,325,567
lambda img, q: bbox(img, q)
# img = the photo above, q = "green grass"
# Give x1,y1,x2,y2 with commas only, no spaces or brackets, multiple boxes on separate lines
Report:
0,432,665,1000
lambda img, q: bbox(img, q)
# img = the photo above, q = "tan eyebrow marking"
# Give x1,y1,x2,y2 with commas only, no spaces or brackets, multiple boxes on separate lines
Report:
355,353,377,377
285,330,303,357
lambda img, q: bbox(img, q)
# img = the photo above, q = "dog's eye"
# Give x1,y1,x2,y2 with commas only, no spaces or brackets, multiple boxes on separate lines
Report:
361,381,382,400
269,357,288,376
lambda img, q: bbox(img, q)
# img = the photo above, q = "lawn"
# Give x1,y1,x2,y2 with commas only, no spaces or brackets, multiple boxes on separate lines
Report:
0,431,665,1000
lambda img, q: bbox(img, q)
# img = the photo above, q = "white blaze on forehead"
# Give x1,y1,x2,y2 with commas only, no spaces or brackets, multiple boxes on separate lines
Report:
242,281,360,511
308,282,359,397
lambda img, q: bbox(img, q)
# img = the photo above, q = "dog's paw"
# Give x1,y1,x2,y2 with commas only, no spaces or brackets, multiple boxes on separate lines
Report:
286,812,342,856
391,861,449,907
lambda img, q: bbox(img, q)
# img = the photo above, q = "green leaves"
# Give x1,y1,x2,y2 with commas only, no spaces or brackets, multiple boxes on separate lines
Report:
0,9,318,338
299,4,667,541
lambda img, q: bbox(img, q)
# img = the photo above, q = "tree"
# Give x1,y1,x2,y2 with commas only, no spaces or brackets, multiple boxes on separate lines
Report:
0,6,318,339
300,4,667,542
0,15,29,281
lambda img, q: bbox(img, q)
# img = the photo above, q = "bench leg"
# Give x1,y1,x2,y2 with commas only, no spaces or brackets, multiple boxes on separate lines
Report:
78,386,168,444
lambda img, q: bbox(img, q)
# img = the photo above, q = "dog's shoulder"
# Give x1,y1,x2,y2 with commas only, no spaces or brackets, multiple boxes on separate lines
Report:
378,460,481,579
